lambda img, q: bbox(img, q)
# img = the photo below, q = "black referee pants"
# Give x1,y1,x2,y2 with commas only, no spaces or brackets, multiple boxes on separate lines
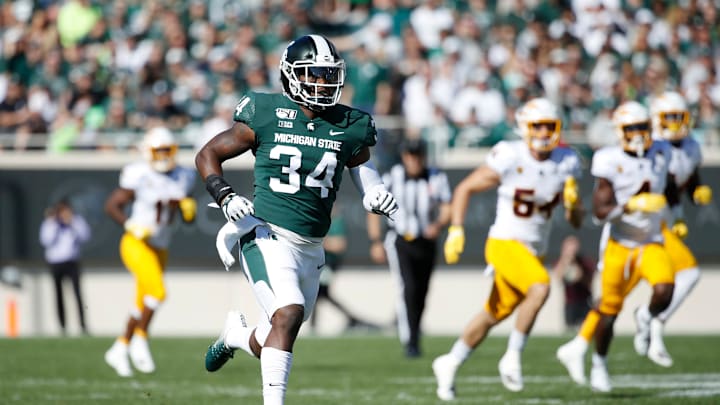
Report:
393,235,437,353
49,260,87,334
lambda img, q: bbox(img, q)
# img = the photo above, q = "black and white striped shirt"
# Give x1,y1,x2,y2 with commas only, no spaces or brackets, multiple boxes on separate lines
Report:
382,164,452,239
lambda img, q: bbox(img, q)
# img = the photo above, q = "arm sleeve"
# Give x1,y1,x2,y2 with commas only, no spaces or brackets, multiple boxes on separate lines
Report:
348,160,384,196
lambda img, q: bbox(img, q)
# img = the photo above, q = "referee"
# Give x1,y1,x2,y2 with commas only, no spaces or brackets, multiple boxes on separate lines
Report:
368,138,452,357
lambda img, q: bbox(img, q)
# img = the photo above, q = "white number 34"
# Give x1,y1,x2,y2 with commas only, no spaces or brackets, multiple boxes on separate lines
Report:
269,145,337,198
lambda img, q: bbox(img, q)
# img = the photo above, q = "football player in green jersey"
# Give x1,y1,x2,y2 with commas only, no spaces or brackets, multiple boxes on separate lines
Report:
196,34,398,405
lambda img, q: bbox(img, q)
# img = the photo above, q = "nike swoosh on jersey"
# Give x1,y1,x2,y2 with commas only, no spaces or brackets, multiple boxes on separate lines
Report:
329,130,344,136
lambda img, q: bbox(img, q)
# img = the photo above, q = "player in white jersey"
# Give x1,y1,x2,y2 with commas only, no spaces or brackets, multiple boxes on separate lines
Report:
556,101,678,392
433,98,584,399
630,91,713,364
103,127,197,377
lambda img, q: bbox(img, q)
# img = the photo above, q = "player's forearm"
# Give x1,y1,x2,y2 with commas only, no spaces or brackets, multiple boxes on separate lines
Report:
104,191,129,226
195,147,225,181
195,123,253,181
367,212,382,242
435,203,452,228
449,188,471,226
566,204,585,229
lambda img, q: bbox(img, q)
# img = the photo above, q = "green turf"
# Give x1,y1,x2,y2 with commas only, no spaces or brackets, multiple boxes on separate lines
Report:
0,335,718,404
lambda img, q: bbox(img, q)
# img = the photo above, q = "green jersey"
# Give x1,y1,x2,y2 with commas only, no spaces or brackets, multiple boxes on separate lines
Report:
233,92,377,237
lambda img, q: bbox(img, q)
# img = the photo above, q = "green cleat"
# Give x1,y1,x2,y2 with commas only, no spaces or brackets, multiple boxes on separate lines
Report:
205,339,235,372
205,311,247,372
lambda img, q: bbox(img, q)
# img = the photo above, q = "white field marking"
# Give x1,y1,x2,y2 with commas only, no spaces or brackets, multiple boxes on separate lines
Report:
12,378,260,399
392,373,720,386
660,389,720,398
391,373,720,399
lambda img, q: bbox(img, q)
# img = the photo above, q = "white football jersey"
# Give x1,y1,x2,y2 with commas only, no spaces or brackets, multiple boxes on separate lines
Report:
591,140,672,247
487,140,581,256
120,162,196,249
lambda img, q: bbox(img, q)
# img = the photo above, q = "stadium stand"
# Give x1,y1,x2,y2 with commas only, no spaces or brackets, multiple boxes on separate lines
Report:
0,0,718,165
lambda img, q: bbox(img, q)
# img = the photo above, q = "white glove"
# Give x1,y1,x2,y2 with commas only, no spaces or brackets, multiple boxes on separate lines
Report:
363,185,398,218
215,215,265,270
221,193,254,222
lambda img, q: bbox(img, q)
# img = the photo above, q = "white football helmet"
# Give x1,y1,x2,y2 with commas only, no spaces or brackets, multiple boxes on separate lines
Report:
650,91,690,141
612,101,652,155
515,97,562,152
142,127,178,172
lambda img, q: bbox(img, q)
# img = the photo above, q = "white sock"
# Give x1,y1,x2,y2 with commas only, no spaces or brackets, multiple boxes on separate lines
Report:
637,305,652,324
659,267,700,323
261,347,293,405
591,352,607,368
225,325,254,357
650,318,665,343
448,339,472,363
571,335,589,353
507,329,528,352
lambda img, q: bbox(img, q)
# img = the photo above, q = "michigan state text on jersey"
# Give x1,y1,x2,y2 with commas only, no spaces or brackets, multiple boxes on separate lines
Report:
233,91,377,237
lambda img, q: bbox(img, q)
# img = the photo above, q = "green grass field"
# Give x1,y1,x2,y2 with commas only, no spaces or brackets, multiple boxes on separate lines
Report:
1,335,718,404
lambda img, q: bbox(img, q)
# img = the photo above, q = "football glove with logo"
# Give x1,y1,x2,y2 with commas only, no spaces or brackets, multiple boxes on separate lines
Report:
693,185,712,205
221,193,254,222
626,193,667,213
444,225,465,264
363,185,398,218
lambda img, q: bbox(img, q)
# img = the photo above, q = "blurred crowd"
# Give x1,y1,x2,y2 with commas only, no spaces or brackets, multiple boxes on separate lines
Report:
0,0,719,154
